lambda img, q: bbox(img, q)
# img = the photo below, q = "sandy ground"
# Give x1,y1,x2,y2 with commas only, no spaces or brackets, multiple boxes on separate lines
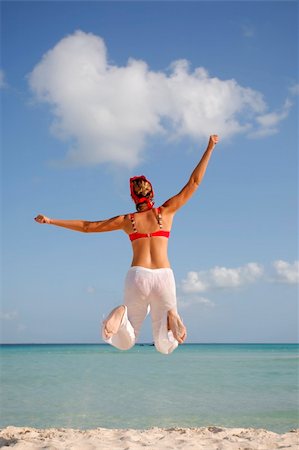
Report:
0,426,298,449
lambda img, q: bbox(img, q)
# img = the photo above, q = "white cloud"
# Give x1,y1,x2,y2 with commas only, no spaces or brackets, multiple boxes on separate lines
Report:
28,30,291,169
250,99,292,138
0,310,18,321
86,286,96,295
182,260,299,296
272,260,299,284
181,262,264,293
181,271,209,293
179,296,215,309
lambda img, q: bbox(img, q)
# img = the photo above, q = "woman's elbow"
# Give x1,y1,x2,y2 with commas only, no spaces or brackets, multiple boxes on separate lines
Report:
82,221,90,233
190,176,201,188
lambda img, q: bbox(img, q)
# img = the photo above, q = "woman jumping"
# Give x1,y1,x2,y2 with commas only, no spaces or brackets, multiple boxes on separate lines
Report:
35,134,219,354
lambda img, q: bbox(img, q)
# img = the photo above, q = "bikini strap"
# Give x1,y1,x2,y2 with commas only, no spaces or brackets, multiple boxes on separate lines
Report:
130,213,137,233
157,207,163,229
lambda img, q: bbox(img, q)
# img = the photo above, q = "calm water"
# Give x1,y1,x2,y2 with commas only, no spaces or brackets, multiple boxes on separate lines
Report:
0,344,298,432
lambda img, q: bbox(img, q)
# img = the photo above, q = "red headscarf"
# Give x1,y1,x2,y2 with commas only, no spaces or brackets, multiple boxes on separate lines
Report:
130,175,154,209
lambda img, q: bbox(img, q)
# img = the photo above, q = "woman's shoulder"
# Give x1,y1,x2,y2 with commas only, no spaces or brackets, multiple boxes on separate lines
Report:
159,205,175,217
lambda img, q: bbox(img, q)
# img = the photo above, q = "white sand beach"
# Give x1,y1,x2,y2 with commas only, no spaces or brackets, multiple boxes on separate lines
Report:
0,426,298,449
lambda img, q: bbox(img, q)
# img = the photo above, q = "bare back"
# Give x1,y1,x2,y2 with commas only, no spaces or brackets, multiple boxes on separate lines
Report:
122,207,174,269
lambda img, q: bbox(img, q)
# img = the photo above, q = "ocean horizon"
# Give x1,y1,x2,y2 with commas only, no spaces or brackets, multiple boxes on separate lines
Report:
1,343,298,433
1,342,298,345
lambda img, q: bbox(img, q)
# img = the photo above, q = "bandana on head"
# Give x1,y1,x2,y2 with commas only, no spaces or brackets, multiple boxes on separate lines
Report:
130,175,154,209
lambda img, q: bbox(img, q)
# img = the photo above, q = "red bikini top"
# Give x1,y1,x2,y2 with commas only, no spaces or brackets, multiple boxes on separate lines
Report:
129,207,170,242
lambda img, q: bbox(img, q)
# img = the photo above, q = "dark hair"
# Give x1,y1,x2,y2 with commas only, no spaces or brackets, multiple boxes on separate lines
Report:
136,201,148,212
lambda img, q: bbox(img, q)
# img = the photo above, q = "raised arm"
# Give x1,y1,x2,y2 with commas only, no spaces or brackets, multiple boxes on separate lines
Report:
34,214,126,233
162,135,219,213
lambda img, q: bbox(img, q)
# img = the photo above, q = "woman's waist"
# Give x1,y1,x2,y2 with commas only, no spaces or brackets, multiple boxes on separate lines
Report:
130,237,170,267
130,255,171,270
129,265,173,272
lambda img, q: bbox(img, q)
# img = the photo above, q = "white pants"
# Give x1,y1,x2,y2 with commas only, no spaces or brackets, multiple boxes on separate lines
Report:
102,267,179,354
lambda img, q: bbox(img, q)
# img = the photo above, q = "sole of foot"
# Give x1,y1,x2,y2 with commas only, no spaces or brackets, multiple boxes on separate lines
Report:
103,305,126,339
167,312,187,344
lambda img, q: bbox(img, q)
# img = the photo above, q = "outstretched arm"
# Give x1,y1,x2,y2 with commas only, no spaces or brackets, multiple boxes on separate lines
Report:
34,214,125,233
162,135,218,213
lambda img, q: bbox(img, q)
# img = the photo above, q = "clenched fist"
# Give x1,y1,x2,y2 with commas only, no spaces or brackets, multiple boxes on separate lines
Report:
34,214,51,224
209,135,219,148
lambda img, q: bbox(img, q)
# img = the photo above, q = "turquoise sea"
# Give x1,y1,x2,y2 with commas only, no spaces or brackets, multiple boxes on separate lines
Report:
0,344,298,433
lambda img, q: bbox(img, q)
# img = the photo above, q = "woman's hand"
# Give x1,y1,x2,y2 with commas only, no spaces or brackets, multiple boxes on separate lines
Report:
208,134,219,149
34,214,51,224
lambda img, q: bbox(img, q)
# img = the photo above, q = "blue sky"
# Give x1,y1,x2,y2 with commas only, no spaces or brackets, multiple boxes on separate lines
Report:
1,1,298,344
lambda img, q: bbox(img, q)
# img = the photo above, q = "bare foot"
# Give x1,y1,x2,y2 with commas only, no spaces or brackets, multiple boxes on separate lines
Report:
167,310,187,344
103,305,126,339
